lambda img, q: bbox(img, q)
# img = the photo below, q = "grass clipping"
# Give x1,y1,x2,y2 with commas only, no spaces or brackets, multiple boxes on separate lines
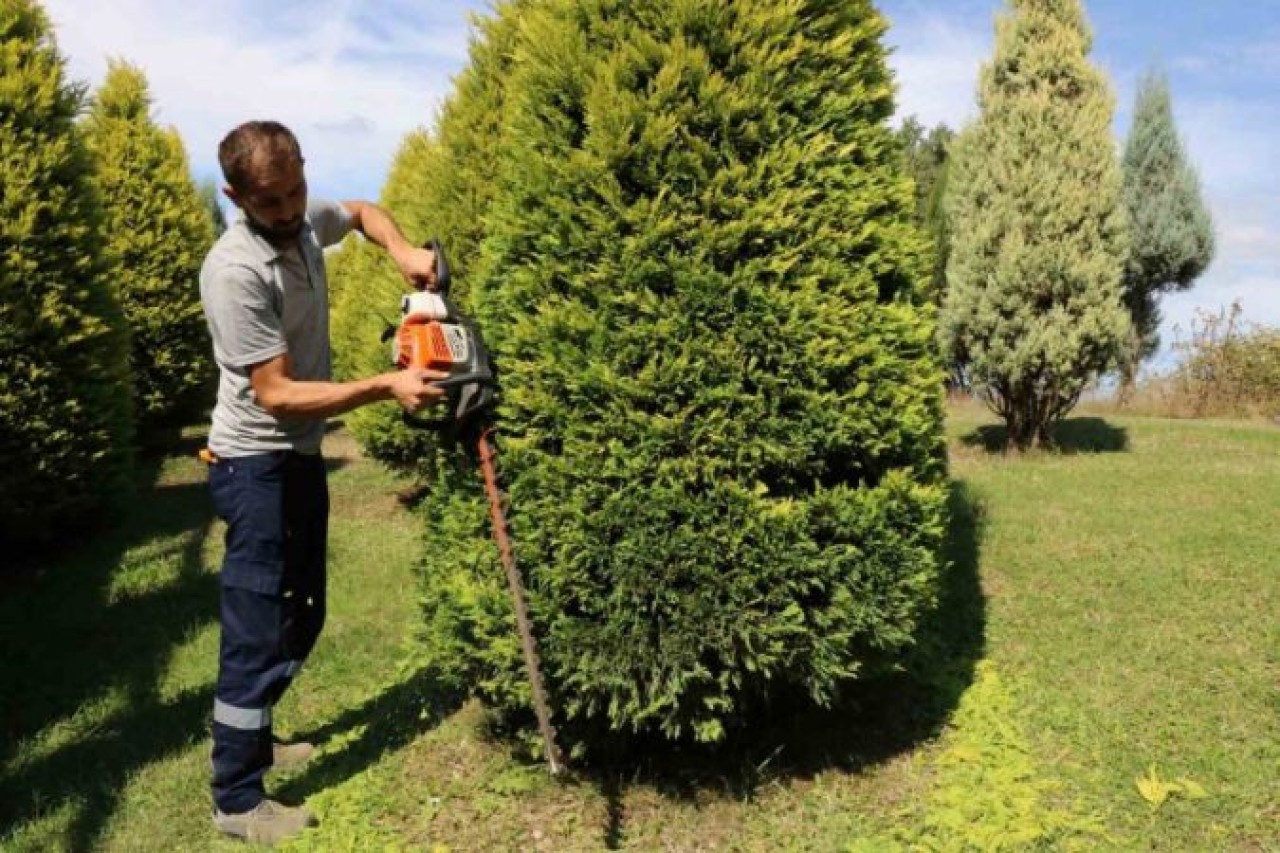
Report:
886,661,1106,852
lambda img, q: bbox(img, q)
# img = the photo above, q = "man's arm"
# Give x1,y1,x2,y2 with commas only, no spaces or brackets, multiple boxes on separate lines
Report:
249,352,447,420
341,200,439,290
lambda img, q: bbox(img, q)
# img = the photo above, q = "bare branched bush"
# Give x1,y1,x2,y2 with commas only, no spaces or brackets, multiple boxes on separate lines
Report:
1150,304,1280,419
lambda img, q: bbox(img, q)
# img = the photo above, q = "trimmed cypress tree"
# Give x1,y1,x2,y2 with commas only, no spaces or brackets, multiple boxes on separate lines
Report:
0,0,133,549
330,0,527,470
941,0,1130,450
1119,70,1214,384
82,60,216,432
417,0,947,747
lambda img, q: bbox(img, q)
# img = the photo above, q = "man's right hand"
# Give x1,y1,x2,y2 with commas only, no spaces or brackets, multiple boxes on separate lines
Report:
387,368,449,412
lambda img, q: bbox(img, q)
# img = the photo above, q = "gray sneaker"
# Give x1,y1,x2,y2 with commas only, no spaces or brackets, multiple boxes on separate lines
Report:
272,740,316,772
213,799,316,844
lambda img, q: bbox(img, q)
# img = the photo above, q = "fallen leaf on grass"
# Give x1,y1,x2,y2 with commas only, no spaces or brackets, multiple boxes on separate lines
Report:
1135,765,1209,810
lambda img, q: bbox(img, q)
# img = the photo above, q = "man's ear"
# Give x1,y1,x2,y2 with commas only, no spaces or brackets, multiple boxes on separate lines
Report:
222,185,240,207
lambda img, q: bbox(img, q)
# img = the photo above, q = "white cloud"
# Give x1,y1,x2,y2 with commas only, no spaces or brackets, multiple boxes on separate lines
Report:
882,8,989,130
1168,33,1280,81
1175,98,1279,197
42,0,485,200
1219,218,1280,265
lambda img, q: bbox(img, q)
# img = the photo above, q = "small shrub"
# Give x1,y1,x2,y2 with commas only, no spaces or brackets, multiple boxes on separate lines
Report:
1164,303,1280,419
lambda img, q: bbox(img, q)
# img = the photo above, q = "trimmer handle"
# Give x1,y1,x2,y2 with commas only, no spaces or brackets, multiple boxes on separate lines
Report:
430,371,489,391
426,238,451,297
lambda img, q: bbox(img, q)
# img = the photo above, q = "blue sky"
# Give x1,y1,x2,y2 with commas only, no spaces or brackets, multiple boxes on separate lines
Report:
43,0,1280,356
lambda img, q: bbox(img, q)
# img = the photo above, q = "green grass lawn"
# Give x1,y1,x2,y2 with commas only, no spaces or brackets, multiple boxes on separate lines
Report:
945,404,1279,851
1,408,1275,851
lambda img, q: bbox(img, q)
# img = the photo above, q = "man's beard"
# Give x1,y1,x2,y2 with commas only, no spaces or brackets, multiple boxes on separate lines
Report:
248,215,304,244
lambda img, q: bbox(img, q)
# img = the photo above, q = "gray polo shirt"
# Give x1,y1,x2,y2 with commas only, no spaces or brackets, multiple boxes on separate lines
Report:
200,199,354,456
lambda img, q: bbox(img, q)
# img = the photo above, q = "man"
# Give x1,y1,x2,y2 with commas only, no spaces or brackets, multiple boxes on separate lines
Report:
199,120,445,844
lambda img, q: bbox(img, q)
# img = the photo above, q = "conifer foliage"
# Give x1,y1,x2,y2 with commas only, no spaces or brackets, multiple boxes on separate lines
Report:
895,117,954,305
0,0,133,548
415,0,947,746
82,60,216,431
942,0,1130,450
1118,71,1214,383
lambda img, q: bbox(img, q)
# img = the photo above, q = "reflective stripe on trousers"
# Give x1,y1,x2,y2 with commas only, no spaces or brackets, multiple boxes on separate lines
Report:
214,698,272,730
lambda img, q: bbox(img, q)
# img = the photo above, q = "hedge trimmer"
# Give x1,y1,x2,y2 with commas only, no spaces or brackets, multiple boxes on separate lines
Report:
385,240,565,775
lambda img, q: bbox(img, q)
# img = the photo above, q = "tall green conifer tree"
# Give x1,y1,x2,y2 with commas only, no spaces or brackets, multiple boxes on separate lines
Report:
82,60,216,431
942,0,1130,449
0,0,133,548
896,118,954,313
1119,71,1214,384
418,0,946,747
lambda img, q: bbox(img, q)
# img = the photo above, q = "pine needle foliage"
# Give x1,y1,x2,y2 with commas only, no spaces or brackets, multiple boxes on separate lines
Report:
1118,70,1214,382
82,60,216,432
941,0,1130,450
0,0,133,549
416,0,947,746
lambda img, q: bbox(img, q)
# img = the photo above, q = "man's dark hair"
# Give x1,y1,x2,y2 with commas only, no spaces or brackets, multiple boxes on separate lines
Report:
218,120,304,191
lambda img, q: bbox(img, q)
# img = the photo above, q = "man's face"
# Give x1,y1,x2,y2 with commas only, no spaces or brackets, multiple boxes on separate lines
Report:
226,153,308,245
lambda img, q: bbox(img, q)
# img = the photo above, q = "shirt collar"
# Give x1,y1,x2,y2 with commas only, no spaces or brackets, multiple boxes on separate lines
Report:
231,212,313,265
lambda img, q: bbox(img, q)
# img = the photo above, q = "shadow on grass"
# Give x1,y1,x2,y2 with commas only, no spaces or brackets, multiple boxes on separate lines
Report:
276,669,464,803
563,481,988,850
0,444,218,851
962,416,1129,454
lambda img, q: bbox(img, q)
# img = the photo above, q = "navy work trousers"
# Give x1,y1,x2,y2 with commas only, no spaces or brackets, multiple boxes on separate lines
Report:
207,450,328,814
